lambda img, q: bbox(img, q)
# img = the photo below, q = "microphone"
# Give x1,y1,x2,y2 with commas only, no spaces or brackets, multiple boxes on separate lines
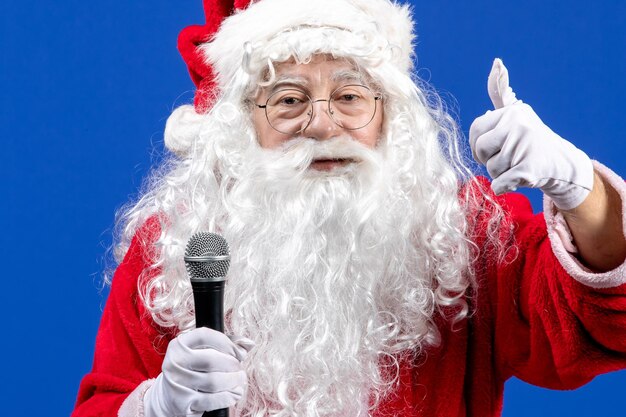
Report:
184,232,231,417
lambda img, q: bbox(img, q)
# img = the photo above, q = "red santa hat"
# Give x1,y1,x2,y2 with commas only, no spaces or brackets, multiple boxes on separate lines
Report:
177,0,253,112
165,0,415,155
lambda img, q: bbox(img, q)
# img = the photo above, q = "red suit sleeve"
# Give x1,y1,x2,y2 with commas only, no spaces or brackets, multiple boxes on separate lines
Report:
72,218,169,417
479,167,626,389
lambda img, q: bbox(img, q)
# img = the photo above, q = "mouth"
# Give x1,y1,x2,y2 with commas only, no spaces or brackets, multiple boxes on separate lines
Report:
309,158,356,171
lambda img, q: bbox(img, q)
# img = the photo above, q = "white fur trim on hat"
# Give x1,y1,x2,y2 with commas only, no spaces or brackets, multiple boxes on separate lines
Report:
164,104,204,156
202,0,415,91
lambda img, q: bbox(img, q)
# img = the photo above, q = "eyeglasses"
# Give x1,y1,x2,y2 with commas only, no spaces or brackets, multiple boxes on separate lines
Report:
255,84,382,135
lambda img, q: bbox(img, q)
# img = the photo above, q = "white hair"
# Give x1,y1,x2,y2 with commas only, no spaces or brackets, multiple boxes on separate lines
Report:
111,25,511,417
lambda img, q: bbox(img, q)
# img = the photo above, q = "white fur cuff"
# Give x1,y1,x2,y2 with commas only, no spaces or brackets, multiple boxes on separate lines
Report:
544,161,626,289
118,379,156,417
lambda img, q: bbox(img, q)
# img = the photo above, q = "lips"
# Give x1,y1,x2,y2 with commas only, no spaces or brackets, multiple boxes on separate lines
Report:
310,158,355,171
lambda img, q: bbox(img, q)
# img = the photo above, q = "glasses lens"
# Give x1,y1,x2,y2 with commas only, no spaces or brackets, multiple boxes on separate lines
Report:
329,85,377,130
265,89,312,135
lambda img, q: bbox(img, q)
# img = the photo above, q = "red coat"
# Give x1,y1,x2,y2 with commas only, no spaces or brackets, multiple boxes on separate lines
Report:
72,169,626,417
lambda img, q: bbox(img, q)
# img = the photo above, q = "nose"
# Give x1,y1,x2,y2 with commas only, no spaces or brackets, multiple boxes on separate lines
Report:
302,99,341,141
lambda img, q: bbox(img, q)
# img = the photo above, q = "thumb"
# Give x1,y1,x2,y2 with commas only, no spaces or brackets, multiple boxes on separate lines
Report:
487,58,518,109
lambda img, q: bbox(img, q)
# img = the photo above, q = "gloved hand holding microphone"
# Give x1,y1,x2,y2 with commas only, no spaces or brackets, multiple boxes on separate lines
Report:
143,328,254,417
469,58,595,210
145,232,255,417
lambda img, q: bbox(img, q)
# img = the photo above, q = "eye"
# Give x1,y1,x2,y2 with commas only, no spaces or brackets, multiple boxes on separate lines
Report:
338,93,360,102
268,89,309,107
279,96,304,105
332,86,369,104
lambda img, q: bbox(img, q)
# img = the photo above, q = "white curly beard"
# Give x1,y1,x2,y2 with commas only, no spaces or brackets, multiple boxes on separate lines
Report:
219,137,441,416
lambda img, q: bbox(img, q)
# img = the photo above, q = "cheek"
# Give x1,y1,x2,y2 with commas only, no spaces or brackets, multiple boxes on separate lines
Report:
258,131,292,149
354,109,384,148
254,110,285,149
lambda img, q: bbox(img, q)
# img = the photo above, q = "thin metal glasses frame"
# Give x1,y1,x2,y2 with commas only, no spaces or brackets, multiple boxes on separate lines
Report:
255,84,382,134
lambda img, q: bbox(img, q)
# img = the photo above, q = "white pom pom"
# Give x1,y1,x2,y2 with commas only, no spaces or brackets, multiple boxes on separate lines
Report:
164,105,204,157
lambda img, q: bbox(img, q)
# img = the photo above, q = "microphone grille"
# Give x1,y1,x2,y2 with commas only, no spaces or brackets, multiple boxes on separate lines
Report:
184,232,230,281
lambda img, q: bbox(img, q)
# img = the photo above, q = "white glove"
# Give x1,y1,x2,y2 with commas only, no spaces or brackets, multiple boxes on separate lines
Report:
144,327,255,417
469,58,594,210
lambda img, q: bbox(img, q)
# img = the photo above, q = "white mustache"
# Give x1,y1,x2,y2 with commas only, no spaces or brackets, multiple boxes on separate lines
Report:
240,136,384,187
275,136,379,168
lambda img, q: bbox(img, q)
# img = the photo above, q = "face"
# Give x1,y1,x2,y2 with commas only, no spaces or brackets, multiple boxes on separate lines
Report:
253,56,384,170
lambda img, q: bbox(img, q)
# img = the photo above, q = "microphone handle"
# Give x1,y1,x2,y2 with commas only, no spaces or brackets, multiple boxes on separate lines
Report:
191,280,228,417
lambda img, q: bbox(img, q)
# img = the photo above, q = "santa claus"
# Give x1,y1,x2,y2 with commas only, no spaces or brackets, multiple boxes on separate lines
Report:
73,1,626,416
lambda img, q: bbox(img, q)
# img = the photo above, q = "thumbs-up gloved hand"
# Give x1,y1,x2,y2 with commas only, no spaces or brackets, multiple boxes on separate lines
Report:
469,58,594,210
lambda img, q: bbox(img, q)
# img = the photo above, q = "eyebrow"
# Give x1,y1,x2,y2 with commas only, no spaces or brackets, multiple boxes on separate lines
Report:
330,69,366,85
267,75,309,93
265,69,367,93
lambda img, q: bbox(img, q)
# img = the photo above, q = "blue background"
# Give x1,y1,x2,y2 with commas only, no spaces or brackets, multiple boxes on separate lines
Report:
2,1,625,415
